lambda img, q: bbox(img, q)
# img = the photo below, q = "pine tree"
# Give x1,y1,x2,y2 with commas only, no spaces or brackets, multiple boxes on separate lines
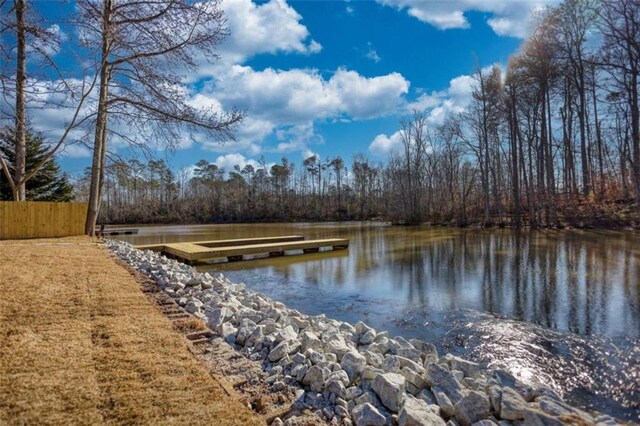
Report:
0,128,73,201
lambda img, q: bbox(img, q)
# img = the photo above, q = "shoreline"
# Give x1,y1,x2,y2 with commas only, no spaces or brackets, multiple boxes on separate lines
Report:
100,220,640,232
107,240,629,426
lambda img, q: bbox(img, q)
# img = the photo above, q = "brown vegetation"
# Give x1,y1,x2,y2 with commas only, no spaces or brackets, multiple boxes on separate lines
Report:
0,237,260,425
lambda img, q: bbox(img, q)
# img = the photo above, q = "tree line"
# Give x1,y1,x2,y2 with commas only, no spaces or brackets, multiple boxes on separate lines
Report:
83,0,640,228
2,0,640,229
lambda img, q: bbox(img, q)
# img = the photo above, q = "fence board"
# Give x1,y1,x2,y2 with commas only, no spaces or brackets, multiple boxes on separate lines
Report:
0,202,88,239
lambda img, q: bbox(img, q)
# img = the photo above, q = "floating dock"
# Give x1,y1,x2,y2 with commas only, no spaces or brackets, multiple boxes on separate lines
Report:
100,228,139,236
135,235,348,264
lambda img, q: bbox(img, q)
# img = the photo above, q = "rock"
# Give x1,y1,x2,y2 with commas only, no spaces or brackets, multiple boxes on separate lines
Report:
453,391,491,426
336,404,349,418
383,355,402,373
425,363,464,403
346,386,364,401
372,372,406,412
206,307,229,332
326,377,347,399
400,367,428,391
341,350,367,382
499,387,527,420
286,339,301,355
398,395,446,426
326,335,352,360
300,331,322,353
489,370,534,402
362,367,385,380
268,341,290,362
449,356,481,378
360,329,377,345
302,365,325,392
396,348,423,364
351,403,387,426
275,325,297,343
272,381,286,391
472,421,497,426
220,322,237,344
306,348,324,365
433,388,454,418
355,321,374,335
363,351,385,368
246,325,264,347
522,409,564,426
235,326,252,346
270,418,284,426
536,397,572,417
488,386,502,415
418,388,437,405
291,352,306,365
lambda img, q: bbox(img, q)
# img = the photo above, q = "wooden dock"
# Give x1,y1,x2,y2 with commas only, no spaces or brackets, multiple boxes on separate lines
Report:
135,235,349,264
100,227,139,236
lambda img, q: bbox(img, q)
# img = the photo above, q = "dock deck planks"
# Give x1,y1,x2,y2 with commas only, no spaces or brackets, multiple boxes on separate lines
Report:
136,236,349,264
136,235,305,252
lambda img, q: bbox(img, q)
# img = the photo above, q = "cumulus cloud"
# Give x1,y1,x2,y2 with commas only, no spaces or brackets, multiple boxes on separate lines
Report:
194,65,409,153
369,131,403,156
217,0,321,65
213,153,264,171
376,0,555,38
370,72,477,157
407,74,475,124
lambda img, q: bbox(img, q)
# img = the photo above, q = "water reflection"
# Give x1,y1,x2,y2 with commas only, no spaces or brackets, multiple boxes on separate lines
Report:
122,224,640,420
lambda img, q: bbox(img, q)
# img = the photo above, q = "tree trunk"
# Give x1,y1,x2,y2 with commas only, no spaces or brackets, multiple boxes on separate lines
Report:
14,0,27,201
85,0,112,236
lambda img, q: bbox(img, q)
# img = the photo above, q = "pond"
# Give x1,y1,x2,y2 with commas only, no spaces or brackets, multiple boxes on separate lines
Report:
120,223,640,421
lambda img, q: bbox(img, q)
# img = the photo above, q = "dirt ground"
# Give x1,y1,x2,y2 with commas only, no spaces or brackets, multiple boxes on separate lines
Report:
0,236,261,425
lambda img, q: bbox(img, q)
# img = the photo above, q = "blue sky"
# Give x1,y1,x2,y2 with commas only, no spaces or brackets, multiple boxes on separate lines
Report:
29,0,551,176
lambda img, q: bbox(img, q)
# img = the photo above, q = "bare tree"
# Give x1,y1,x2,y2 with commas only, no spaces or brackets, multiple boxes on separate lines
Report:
76,0,244,235
0,0,96,201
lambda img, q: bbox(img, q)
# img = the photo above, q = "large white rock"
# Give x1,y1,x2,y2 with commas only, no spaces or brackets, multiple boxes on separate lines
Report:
500,387,528,420
425,363,463,403
268,341,290,362
302,365,325,393
453,391,491,426
398,395,445,426
275,325,297,343
341,350,367,382
372,372,406,412
351,403,387,426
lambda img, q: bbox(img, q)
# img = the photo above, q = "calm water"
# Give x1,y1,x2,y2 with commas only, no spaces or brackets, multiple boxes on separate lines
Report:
120,223,640,421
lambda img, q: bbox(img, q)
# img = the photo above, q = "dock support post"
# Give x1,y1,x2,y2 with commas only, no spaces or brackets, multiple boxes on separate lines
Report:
269,251,285,257
227,255,243,262
332,245,348,250
303,248,319,254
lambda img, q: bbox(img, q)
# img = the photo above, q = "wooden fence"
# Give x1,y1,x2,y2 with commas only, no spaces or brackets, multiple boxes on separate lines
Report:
0,201,88,240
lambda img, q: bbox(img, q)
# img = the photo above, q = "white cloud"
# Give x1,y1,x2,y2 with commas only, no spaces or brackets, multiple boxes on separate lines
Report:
369,131,403,156
213,153,263,171
408,74,475,124
193,65,410,154
217,0,321,65
370,72,477,157
376,0,555,38
59,143,91,158
365,42,381,63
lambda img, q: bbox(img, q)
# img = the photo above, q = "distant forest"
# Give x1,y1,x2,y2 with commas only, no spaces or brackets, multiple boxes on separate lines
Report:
76,0,640,228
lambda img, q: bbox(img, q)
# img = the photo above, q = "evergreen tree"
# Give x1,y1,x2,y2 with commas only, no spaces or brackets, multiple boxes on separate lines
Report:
0,128,74,201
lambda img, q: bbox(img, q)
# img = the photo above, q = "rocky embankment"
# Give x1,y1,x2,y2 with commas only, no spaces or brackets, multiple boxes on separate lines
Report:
107,241,621,426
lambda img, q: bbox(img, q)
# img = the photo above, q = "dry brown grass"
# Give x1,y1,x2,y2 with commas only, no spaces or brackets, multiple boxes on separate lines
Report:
0,236,261,425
